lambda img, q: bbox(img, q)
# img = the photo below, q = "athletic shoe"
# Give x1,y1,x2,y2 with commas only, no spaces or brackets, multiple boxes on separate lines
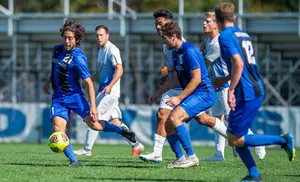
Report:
233,147,238,157
255,146,266,160
121,130,137,144
180,155,200,168
201,155,225,162
69,161,83,167
281,133,296,161
132,143,144,157
167,156,186,168
139,152,162,163
73,148,92,156
240,175,262,182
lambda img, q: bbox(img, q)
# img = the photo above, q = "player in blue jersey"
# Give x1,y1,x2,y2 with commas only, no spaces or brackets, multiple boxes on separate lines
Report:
149,21,230,169
201,11,266,162
42,18,137,167
215,3,295,181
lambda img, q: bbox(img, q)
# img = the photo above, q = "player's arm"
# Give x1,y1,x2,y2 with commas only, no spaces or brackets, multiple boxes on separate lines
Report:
229,54,244,91
83,77,98,121
178,68,201,100
102,64,123,95
42,75,52,95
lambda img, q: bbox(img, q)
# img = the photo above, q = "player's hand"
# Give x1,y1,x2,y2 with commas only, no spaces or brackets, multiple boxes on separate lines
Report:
166,96,181,107
161,65,169,76
148,93,159,105
102,85,112,95
42,81,51,95
228,89,236,111
158,75,168,86
90,107,98,123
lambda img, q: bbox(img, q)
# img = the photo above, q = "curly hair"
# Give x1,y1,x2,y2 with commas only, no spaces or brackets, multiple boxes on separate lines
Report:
60,18,85,45
153,9,173,20
160,21,181,39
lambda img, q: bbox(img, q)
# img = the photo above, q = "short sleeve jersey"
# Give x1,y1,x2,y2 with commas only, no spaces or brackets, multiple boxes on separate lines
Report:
97,41,122,97
219,26,264,102
51,44,91,93
173,42,214,93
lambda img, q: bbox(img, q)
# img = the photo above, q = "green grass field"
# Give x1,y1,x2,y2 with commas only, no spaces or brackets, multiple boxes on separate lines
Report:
0,143,298,182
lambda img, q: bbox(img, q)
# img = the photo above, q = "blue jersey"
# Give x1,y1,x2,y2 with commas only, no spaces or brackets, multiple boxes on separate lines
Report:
173,42,214,93
51,44,91,93
219,27,264,102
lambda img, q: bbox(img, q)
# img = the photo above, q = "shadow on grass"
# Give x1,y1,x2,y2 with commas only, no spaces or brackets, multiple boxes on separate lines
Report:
6,163,66,167
75,176,205,182
282,174,300,177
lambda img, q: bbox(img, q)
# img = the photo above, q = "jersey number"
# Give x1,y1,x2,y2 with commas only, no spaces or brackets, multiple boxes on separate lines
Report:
242,40,256,65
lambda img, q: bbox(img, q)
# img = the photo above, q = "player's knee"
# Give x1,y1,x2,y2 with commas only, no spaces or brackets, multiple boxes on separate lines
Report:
157,110,169,124
195,114,206,125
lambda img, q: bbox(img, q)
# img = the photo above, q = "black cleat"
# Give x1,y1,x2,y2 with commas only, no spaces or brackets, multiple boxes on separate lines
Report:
121,130,137,143
69,161,83,167
240,175,262,182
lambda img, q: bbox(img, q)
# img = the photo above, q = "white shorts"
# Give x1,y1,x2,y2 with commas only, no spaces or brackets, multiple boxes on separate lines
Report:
159,88,182,110
96,93,122,121
210,87,230,116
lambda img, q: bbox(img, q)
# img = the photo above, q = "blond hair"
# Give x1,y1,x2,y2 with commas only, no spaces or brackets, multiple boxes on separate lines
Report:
204,11,216,22
214,2,235,24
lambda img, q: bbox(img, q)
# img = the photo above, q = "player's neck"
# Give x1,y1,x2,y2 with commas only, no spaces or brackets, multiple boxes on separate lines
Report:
209,31,219,40
223,22,234,28
174,39,183,51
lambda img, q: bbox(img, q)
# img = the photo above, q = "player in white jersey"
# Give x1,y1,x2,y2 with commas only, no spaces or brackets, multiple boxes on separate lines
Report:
139,10,183,163
201,12,266,161
74,25,144,157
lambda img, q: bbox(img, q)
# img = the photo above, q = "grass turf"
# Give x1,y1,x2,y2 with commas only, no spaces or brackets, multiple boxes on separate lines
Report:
0,143,298,182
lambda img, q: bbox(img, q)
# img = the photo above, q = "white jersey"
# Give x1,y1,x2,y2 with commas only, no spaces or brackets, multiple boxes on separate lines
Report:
205,35,230,90
97,41,122,97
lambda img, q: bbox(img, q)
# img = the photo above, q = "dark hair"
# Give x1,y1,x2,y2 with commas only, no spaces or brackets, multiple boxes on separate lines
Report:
153,9,173,20
161,22,181,39
60,18,85,45
95,25,110,34
215,2,235,24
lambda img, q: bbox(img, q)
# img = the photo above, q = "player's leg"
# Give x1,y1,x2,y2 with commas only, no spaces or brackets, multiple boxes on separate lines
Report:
73,128,97,156
166,105,201,168
140,89,178,163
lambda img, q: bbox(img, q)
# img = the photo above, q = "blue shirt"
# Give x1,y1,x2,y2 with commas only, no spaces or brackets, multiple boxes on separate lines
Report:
51,44,91,93
173,42,214,93
219,26,264,102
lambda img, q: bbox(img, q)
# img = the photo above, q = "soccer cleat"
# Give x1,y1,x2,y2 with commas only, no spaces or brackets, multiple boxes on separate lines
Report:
240,175,262,182
73,148,92,156
167,156,186,169
255,146,266,160
139,152,163,163
132,143,144,157
281,133,296,162
201,155,225,162
233,147,238,157
121,130,137,144
179,155,200,168
69,161,83,167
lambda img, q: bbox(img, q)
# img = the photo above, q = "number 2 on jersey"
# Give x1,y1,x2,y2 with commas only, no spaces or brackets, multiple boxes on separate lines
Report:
242,40,256,65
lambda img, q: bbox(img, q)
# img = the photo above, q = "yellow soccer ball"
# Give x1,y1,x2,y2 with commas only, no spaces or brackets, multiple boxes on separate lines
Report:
48,132,69,153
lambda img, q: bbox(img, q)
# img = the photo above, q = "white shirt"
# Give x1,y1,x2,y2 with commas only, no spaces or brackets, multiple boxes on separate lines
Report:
97,41,122,97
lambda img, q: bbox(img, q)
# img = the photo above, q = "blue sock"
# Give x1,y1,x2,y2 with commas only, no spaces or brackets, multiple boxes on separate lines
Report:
236,147,260,178
244,134,286,147
103,120,122,134
175,124,194,156
166,134,184,159
64,144,77,162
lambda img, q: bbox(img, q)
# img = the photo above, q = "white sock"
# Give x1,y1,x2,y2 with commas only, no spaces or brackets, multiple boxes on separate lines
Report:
153,134,166,156
120,123,139,148
215,133,226,157
84,128,99,150
212,118,227,138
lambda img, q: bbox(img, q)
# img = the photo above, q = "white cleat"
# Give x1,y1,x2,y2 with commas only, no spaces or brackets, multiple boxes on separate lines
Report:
167,156,187,168
201,155,225,162
139,152,162,163
179,155,200,168
255,146,266,160
73,148,92,156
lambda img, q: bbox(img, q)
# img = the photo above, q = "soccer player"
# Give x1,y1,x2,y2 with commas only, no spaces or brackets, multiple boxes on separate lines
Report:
74,25,144,157
201,12,266,161
151,21,230,169
139,9,184,163
42,18,137,167
215,2,296,181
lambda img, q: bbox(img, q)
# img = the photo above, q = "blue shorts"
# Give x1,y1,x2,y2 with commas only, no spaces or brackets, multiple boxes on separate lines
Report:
50,92,90,122
227,96,263,136
179,90,216,121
